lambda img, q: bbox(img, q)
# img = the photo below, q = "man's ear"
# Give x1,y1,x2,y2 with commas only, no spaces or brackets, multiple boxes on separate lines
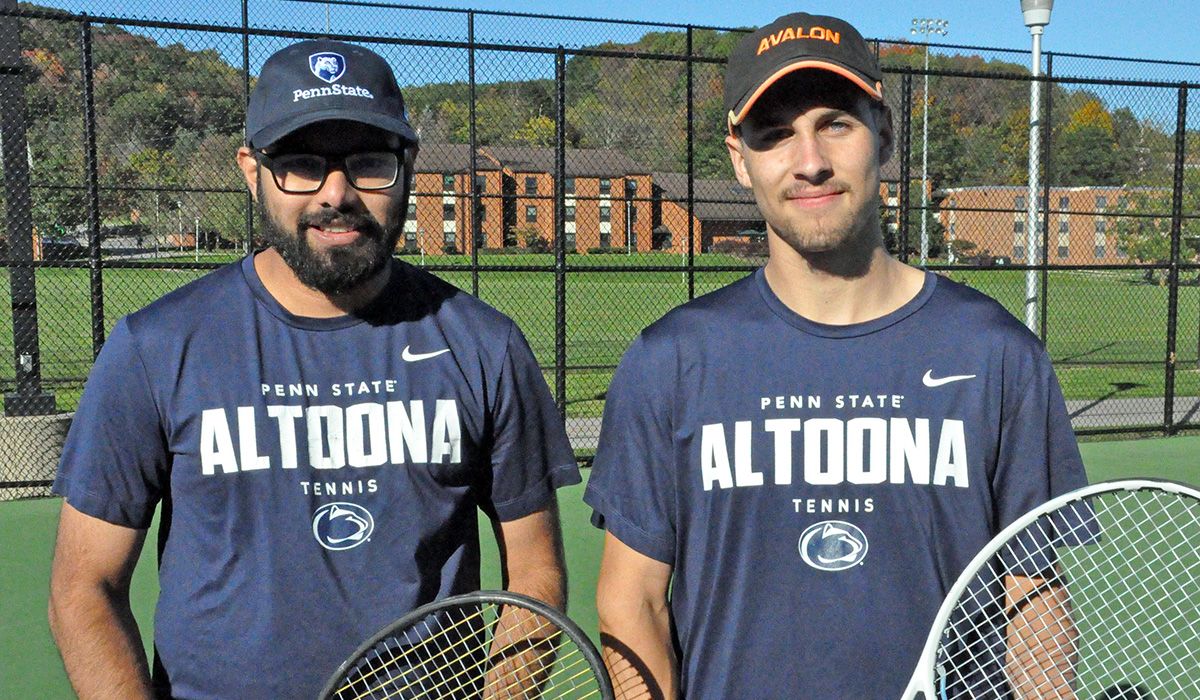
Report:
726,133,754,189
876,105,895,165
236,147,259,200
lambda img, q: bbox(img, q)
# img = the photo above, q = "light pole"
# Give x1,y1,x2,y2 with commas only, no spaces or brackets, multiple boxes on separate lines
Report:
1021,0,1052,334
911,18,948,266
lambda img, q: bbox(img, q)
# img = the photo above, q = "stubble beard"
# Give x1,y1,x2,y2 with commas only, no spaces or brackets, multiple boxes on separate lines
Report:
769,187,881,261
256,181,404,295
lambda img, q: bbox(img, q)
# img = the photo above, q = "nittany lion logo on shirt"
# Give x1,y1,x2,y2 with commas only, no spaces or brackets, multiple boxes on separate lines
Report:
312,502,374,550
309,52,346,83
799,520,868,571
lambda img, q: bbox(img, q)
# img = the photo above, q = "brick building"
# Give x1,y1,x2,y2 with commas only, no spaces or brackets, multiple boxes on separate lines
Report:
935,185,1143,265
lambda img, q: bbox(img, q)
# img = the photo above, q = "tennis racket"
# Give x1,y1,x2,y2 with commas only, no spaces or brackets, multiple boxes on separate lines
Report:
317,590,615,700
901,478,1200,700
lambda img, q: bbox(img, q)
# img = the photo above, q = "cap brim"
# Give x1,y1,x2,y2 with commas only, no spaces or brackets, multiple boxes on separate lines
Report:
727,60,884,132
249,108,418,150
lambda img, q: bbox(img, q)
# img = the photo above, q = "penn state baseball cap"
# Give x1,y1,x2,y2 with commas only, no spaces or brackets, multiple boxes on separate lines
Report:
245,39,418,150
724,13,884,134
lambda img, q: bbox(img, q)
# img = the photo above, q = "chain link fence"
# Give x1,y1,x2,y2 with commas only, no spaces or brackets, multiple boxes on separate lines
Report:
2,0,1199,498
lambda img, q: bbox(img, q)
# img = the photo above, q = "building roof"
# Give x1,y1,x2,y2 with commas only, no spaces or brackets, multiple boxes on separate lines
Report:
652,172,762,223
414,143,501,174
480,145,652,178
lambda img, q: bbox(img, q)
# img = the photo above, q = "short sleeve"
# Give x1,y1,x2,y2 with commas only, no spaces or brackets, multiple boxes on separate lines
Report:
53,317,169,528
583,333,677,564
992,348,1088,530
485,322,580,521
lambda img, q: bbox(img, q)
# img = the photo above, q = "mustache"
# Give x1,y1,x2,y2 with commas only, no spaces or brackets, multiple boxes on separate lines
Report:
299,209,382,233
778,182,845,202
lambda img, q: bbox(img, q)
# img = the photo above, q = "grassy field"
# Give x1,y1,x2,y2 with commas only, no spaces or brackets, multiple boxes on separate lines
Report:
3,437,1198,698
2,259,1199,421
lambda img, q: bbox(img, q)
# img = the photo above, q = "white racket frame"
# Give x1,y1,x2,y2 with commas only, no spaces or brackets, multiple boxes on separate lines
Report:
900,478,1200,700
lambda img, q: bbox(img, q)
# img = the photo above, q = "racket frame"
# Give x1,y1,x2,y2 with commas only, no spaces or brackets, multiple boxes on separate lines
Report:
316,589,616,700
900,478,1200,700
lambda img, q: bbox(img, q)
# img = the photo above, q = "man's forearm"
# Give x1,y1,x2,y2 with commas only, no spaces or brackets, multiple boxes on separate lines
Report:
598,595,676,700
49,583,155,700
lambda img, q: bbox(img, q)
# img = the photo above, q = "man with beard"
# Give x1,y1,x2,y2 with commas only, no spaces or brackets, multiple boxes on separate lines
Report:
48,40,580,700
584,13,1086,700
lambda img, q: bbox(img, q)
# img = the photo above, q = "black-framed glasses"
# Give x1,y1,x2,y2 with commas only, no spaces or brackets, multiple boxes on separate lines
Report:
255,151,402,194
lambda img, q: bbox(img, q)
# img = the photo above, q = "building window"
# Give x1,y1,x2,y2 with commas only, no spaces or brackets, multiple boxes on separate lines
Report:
407,202,416,217
599,231,611,248
625,179,637,195
1096,195,1107,210
1014,245,1025,259
444,231,456,246
1095,219,1107,234
526,206,537,223
405,231,417,249
1095,245,1105,258
600,179,611,196
565,231,576,250
564,178,575,194
1058,196,1069,210
1014,221,1024,235
525,177,538,195
443,203,455,221
474,174,486,193
1118,196,1129,209
629,206,638,223
442,174,455,190
1058,246,1068,259
600,205,611,223
1014,195,1026,210
887,183,898,198
565,205,576,222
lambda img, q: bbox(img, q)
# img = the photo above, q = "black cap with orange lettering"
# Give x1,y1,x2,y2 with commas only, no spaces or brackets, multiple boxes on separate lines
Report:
723,13,884,134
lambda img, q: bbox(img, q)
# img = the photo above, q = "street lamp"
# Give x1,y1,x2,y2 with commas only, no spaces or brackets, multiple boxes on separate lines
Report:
911,18,949,266
1021,0,1053,334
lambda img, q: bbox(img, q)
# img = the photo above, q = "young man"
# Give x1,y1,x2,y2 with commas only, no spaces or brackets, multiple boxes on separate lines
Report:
48,39,580,700
585,13,1087,699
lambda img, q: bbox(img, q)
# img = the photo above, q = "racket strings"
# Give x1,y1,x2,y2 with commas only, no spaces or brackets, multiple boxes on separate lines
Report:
330,601,606,700
936,489,1200,699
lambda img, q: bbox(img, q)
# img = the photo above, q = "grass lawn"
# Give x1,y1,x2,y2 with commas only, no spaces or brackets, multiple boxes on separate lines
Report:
2,260,1198,423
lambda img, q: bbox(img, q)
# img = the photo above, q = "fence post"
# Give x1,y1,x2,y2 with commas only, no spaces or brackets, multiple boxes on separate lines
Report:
898,72,913,263
1163,84,1188,435
1,0,55,416
1039,54,1053,345
553,46,567,418
79,19,104,359
468,11,479,295
685,27,695,300
242,0,253,255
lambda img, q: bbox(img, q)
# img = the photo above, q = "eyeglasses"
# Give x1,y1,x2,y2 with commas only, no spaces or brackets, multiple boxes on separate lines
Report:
255,151,402,194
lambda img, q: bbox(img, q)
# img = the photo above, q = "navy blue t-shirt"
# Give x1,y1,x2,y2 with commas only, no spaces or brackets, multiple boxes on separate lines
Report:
584,269,1086,700
54,255,580,700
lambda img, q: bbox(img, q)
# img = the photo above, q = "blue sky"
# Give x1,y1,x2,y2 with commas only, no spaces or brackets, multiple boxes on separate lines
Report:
334,0,1191,64
51,0,1200,66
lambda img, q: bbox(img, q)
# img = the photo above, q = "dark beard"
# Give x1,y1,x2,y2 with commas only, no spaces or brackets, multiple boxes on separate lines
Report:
255,182,403,295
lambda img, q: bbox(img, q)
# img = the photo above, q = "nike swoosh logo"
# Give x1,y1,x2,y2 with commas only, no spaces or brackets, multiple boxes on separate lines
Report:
402,346,451,362
922,370,977,388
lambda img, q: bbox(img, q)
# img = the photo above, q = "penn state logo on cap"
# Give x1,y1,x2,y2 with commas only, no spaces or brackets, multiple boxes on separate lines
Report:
309,52,346,83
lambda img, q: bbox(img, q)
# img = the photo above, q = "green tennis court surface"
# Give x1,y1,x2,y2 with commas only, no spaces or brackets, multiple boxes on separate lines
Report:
4,437,1198,698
